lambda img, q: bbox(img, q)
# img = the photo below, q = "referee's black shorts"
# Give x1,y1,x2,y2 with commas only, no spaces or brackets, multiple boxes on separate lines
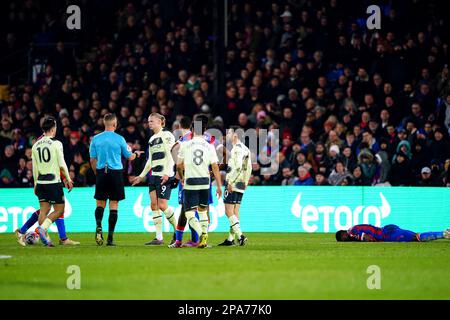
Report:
94,168,125,201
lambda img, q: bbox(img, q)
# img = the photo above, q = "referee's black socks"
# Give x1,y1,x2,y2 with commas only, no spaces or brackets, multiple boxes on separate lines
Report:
108,210,118,242
95,207,105,228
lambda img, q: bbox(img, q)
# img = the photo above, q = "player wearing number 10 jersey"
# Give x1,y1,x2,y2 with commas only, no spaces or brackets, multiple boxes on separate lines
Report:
31,116,73,246
14,132,80,246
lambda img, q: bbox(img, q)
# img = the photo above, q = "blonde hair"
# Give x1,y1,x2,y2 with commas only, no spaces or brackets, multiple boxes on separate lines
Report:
150,112,166,127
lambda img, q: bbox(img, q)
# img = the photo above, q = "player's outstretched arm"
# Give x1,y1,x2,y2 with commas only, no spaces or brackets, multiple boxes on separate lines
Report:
132,154,151,186
128,150,144,161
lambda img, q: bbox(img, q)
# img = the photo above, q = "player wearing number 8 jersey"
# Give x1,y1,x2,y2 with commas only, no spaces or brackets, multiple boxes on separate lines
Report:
176,115,222,248
31,116,73,247
132,113,177,245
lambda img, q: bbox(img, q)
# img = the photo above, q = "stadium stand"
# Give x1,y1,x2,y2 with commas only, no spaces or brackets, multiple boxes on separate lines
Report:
0,0,449,188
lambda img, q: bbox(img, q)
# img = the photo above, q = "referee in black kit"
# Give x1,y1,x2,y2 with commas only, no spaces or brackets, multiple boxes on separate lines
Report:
89,114,143,246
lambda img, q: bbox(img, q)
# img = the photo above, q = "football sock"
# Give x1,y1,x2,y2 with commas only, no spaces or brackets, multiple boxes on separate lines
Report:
185,210,202,236
163,207,176,229
95,207,105,228
55,218,67,240
418,231,444,242
153,210,163,241
175,209,187,242
228,215,243,238
175,225,184,242
198,209,209,234
190,211,200,242
108,210,118,241
41,218,52,231
227,227,234,242
20,210,39,234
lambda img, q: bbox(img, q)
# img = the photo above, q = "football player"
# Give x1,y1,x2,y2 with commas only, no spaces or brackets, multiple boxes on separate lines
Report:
132,113,177,245
31,117,73,246
336,224,450,242
176,115,222,248
218,127,251,246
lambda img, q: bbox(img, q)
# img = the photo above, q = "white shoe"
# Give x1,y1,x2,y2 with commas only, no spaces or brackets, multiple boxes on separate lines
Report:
444,229,450,239
15,229,26,247
59,238,80,245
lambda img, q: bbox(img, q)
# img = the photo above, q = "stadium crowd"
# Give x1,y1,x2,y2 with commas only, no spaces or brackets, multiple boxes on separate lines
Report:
0,0,450,188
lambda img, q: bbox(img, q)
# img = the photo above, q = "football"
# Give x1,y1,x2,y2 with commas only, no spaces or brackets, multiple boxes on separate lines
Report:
25,232,39,245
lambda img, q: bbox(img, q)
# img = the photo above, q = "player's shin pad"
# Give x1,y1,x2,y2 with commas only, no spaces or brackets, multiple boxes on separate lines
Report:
163,207,176,229
185,210,202,235
153,210,163,240
228,215,242,238
198,210,209,234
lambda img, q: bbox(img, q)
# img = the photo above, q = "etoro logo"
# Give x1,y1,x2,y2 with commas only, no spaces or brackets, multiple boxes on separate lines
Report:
0,198,72,233
291,192,390,232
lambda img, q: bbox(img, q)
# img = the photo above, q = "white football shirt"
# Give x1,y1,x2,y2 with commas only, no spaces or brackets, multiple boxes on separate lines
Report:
178,136,218,190
139,129,176,178
31,136,71,185
226,142,252,193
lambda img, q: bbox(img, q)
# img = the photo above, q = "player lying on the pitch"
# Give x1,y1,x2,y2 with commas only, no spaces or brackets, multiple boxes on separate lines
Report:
336,224,450,242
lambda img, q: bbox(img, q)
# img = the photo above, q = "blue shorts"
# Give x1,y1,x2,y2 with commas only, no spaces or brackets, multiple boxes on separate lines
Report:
178,183,213,205
382,224,417,242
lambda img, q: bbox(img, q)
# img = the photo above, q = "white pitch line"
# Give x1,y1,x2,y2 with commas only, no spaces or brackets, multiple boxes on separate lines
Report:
0,255,12,259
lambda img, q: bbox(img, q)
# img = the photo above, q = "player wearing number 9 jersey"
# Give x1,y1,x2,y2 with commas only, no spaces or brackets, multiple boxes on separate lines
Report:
176,115,222,248
132,113,177,245
31,116,73,246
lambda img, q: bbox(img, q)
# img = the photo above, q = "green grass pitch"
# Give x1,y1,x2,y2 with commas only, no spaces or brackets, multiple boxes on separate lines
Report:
1,233,449,299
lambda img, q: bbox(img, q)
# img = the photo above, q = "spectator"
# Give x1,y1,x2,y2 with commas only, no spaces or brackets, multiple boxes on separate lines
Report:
350,165,364,186
314,172,329,186
410,139,431,176
325,144,341,169
429,128,450,165
280,167,296,186
415,166,442,187
0,169,14,187
294,166,314,186
1,145,17,177
358,147,377,186
392,140,412,163
375,141,391,184
389,152,413,186
328,161,352,186
341,146,356,172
